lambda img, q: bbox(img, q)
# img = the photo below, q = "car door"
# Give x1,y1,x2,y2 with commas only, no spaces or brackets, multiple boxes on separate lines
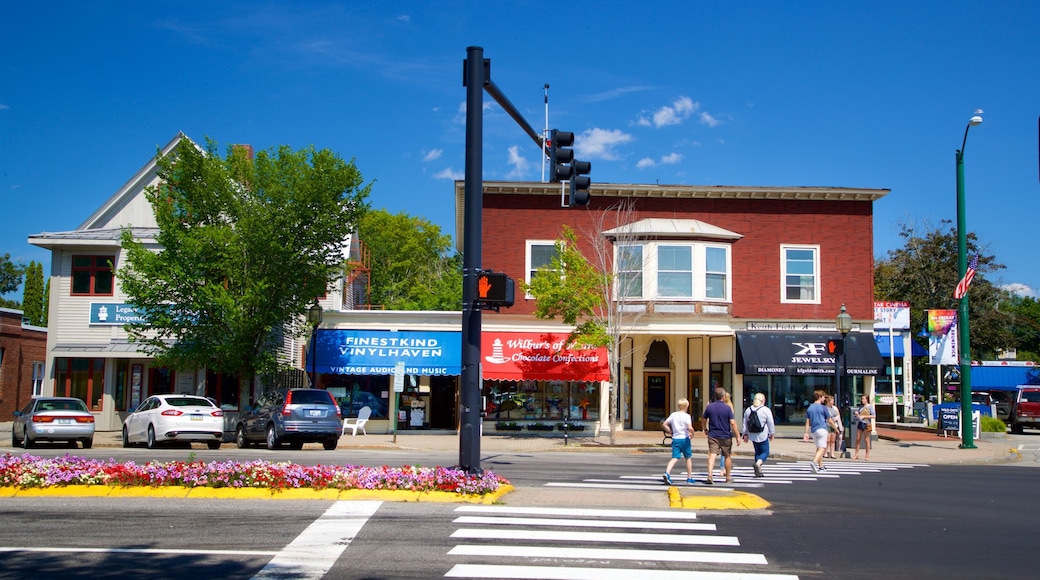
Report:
126,398,154,442
246,393,272,439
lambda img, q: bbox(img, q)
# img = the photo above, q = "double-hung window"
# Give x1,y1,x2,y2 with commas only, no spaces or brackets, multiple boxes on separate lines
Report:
616,245,644,299
657,245,693,298
704,246,728,300
71,255,114,296
781,245,819,303
525,241,560,297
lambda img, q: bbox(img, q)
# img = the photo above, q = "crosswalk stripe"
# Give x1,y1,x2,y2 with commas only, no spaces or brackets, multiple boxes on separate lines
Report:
445,563,799,579
448,544,768,565
454,505,701,520
451,528,740,546
453,515,716,531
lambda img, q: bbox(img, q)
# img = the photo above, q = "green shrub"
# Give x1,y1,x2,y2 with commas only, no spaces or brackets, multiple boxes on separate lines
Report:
980,415,1006,432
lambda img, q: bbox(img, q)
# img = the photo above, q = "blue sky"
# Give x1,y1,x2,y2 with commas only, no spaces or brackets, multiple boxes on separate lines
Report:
2,1,1038,303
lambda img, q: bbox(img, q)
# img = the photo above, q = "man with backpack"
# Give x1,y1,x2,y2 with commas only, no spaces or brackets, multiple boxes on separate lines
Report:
741,392,776,478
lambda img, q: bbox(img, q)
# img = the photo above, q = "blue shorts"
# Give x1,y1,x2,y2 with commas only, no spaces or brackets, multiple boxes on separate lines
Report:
671,437,693,459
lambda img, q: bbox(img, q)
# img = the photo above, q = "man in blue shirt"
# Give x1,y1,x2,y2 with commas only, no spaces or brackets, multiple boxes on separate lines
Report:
804,389,837,473
702,387,741,484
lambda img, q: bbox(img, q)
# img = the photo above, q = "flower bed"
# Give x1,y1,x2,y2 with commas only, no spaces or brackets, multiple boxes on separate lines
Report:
0,453,508,496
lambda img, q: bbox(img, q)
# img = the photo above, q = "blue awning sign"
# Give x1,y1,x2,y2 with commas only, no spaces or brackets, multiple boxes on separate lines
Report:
313,330,461,376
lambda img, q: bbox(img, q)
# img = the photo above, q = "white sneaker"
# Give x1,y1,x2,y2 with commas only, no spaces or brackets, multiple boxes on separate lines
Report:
810,462,819,473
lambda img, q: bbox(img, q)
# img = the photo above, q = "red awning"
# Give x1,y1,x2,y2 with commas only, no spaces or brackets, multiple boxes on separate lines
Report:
481,332,609,382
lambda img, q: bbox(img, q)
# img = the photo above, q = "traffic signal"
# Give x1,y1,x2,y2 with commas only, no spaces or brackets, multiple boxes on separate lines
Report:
826,338,845,356
548,129,574,183
569,159,592,207
477,271,514,308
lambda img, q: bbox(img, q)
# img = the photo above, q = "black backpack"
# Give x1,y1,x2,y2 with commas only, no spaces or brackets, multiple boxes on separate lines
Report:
747,407,765,433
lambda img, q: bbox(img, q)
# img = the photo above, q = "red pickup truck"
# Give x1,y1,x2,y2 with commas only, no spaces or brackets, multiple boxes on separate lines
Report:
1009,386,1040,434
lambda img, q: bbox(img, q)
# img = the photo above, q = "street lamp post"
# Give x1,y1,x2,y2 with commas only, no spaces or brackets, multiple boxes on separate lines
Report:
836,304,853,455
307,300,323,388
956,111,983,449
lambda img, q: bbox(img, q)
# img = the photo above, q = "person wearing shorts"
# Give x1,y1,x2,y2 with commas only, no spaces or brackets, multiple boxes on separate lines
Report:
804,390,836,473
702,387,740,484
662,398,695,485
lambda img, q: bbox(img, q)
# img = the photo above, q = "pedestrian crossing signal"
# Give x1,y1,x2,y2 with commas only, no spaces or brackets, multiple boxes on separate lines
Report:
826,339,844,356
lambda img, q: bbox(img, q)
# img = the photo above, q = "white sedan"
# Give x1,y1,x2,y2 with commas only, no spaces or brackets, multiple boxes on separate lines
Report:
123,394,224,449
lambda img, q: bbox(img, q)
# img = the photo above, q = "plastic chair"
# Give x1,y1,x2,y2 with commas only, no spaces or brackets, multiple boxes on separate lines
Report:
343,406,371,436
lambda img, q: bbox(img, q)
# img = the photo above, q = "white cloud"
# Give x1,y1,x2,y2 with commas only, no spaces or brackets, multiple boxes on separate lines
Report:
0,103,9,111
505,145,530,179
1002,283,1037,298
699,112,721,127
422,149,443,162
575,128,634,161
651,96,699,128
636,152,682,169
396,14,411,24
433,167,463,180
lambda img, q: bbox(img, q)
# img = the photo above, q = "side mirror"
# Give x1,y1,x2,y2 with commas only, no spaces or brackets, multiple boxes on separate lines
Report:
13,411,22,417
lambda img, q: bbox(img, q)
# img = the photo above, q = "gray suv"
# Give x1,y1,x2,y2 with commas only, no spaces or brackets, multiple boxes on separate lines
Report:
235,389,343,450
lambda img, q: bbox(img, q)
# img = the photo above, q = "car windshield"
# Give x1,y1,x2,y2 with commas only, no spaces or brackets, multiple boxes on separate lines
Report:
1021,391,1040,403
166,397,215,407
290,391,333,405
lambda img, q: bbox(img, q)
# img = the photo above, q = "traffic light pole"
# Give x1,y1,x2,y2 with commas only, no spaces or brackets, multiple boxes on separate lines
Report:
459,46,485,474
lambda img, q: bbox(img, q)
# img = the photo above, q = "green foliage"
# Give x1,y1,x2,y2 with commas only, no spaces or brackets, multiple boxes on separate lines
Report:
357,209,461,310
0,252,24,298
119,137,370,384
874,220,1013,359
980,415,1006,433
520,226,610,347
21,261,45,326
1004,295,1040,362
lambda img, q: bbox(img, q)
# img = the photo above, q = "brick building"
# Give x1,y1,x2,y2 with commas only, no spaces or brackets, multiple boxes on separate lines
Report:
460,181,889,430
0,308,47,418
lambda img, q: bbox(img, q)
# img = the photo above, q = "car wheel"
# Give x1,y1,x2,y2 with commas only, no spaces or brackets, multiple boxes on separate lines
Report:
11,427,21,447
82,438,93,449
323,438,338,451
1011,420,1024,434
146,425,158,449
236,425,249,449
265,425,280,450
22,431,34,449
122,427,132,448
206,440,221,450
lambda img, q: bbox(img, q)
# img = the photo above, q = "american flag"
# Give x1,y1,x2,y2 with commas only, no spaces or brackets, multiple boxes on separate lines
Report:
953,254,979,300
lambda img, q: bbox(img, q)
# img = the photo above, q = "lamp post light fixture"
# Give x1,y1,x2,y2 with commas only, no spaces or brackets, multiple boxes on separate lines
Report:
306,300,323,388
956,111,983,449
836,304,853,452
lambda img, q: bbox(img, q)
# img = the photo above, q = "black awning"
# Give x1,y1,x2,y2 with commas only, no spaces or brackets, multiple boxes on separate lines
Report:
736,331,885,376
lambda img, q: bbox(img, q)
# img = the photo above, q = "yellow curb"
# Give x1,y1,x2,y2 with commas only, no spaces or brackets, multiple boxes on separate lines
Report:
667,486,682,508
0,484,512,503
679,489,771,510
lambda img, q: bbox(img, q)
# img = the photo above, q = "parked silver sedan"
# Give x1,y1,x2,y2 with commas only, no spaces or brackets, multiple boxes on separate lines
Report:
122,394,224,449
12,397,95,449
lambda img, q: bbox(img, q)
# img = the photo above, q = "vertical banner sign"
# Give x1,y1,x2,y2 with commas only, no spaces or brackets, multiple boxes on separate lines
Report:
927,309,959,366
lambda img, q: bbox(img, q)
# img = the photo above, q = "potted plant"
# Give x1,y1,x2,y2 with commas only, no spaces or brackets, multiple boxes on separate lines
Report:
557,421,585,432
528,422,554,431
495,421,522,431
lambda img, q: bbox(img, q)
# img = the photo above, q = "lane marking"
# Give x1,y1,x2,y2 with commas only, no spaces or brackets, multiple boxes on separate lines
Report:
252,500,381,580
448,544,768,565
452,515,715,531
451,528,739,546
445,563,799,579
454,505,700,520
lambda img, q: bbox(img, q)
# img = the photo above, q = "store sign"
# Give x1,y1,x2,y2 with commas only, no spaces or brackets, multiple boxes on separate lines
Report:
89,302,148,325
481,332,609,381
874,301,910,330
314,330,461,376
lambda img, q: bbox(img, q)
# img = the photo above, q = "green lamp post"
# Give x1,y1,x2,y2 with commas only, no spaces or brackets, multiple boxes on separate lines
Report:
956,111,983,449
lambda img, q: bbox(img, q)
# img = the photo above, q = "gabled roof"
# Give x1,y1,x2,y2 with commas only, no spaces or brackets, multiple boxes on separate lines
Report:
78,133,190,230
602,218,743,241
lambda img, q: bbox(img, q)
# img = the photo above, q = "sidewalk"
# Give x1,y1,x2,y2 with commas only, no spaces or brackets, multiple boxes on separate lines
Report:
6,422,1013,466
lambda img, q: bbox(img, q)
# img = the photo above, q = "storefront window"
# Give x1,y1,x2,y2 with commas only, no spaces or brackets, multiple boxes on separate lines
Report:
205,370,241,409
483,380,599,423
325,374,390,419
114,359,128,411
55,357,105,411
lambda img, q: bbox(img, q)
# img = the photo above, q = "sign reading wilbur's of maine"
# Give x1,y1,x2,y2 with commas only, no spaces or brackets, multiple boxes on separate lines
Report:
314,330,462,376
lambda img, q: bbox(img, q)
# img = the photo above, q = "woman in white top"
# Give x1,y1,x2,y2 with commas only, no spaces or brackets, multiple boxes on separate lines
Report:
741,392,775,477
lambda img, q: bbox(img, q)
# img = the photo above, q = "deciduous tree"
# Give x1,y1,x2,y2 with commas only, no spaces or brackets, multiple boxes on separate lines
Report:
119,138,370,392
21,261,45,326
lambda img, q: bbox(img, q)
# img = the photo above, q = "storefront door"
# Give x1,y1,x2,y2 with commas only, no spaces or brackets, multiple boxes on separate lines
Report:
644,372,670,430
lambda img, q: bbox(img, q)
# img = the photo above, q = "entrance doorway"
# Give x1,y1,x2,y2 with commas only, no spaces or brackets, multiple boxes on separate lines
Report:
644,372,670,430
429,376,457,429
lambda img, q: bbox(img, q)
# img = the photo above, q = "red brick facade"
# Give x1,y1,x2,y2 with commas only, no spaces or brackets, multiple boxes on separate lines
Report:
475,182,882,323
0,309,47,417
